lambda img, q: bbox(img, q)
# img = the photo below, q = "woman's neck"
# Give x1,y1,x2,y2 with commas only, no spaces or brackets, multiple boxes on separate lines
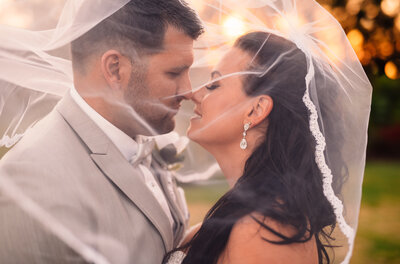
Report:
205,141,253,188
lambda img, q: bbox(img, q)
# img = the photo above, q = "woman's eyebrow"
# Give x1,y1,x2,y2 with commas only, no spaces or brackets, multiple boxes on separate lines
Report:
211,70,222,79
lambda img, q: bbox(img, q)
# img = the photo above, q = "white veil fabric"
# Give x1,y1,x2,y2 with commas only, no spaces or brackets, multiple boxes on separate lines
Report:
0,0,130,148
0,0,371,263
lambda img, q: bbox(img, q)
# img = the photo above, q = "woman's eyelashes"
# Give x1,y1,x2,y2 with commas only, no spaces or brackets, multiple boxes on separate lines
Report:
205,82,220,90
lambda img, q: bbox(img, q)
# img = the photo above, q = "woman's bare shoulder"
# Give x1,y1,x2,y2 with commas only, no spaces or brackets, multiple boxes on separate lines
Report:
218,213,318,264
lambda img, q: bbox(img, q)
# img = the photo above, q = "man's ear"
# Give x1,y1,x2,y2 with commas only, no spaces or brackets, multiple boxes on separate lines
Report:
101,50,131,90
245,95,273,126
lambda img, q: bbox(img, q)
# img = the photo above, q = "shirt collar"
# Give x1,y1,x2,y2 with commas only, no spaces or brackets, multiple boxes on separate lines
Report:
69,87,138,161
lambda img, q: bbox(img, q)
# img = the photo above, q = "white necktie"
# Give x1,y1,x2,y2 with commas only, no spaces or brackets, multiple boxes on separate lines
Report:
130,137,174,228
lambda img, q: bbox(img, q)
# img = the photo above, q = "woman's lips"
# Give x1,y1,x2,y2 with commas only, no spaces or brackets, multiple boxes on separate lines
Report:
191,108,202,120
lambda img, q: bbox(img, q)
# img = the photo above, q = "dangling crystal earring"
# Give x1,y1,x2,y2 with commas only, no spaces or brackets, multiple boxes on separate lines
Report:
240,122,251,150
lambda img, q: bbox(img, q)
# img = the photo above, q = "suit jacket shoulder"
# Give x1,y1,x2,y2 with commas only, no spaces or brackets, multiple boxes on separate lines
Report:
0,93,173,264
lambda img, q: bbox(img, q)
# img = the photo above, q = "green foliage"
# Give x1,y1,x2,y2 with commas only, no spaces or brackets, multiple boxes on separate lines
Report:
361,161,400,205
370,76,400,126
368,76,400,157
366,234,400,263
181,178,228,204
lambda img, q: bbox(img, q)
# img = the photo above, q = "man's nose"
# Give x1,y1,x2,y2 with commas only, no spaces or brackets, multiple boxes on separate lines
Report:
179,75,193,100
191,85,206,104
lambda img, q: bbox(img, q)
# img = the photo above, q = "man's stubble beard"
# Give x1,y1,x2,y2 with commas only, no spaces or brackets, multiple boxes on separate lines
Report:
123,67,175,135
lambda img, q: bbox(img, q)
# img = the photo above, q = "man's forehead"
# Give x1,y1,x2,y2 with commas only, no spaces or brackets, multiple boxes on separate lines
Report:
162,25,194,51
146,25,194,68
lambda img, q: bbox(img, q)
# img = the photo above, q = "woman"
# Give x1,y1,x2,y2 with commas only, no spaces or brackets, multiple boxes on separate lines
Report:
165,31,341,264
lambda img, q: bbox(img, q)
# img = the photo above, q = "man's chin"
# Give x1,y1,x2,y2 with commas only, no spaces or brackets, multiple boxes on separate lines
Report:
154,116,175,135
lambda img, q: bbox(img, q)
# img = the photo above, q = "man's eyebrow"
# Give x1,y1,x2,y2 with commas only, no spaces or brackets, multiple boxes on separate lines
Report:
211,71,222,78
169,65,190,72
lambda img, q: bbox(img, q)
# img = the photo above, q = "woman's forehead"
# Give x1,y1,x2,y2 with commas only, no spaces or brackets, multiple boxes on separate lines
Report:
215,47,253,75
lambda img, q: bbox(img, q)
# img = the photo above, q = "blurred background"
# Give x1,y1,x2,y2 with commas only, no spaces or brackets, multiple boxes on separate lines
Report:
0,0,399,263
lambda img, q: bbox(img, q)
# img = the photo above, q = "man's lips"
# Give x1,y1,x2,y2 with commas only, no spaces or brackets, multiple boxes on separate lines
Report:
167,101,182,114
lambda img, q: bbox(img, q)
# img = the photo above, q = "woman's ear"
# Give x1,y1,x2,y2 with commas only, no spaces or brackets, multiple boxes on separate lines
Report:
101,50,131,90
245,95,273,126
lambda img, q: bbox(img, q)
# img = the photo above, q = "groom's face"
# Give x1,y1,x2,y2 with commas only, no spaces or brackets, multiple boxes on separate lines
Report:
123,25,194,135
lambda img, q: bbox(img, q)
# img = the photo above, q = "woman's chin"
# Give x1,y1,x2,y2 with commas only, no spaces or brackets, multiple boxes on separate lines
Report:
186,124,205,145
186,125,198,142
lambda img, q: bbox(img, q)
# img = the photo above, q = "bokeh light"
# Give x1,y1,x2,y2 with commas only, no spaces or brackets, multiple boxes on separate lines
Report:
275,14,305,35
384,61,399,79
0,0,33,28
381,0,400,17
395,14,400,31
222,15,246,38
347,29,365,60
364,3,380,19
346,0,364,15
379,41,394,58
348,29,365,47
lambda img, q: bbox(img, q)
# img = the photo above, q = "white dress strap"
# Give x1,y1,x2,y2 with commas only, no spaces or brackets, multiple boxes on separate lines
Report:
166,251,186,264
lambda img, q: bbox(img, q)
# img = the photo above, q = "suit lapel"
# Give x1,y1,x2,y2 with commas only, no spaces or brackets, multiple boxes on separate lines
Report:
56,92,174,251
90,152,174,251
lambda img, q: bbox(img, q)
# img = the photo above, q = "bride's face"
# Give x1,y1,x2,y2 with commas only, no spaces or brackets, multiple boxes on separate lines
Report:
187,47,253,147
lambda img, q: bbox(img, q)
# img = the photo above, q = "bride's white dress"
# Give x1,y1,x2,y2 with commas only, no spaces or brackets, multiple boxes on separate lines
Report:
166,251,186,264
166,223,201,263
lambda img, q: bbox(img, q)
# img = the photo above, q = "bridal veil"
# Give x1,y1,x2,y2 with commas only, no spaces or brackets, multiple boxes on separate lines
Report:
0,0,372,263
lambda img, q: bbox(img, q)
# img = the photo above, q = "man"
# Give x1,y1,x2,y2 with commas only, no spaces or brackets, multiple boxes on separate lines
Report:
0,1,203,263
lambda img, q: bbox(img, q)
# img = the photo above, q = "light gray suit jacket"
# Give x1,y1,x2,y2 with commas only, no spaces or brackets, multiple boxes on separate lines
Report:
0,93,187,264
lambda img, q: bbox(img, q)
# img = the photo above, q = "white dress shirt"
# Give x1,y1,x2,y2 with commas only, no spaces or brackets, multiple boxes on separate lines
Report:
69,88,174,227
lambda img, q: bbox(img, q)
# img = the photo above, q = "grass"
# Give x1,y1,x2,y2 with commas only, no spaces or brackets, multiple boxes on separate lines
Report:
361,162,400,206
352,161,400,264
181,161,400,264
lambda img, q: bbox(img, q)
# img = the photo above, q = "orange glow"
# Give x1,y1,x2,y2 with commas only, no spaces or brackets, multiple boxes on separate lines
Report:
0,0,33,28
222,15,247,38
381,0,400,17
275,14,305,36
379,41,394,57
332,7,348,22
365,42,377,57
206,48,223,67
395,15,400,31
385,61,399,79
347,29,364,48
324,42,347,63
186,0,205,13
360,18,374,31
346,0,363,15
364,3,380,19
347,29,366,61
360,50,372,65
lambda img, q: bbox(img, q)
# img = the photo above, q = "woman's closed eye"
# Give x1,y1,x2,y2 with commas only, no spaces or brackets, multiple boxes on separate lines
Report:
205,82,220,90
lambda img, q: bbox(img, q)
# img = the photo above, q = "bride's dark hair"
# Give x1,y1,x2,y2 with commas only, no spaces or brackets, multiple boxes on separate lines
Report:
165,31,341,264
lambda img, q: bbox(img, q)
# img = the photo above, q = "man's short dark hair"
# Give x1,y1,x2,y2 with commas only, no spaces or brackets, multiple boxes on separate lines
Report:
71,0,204,70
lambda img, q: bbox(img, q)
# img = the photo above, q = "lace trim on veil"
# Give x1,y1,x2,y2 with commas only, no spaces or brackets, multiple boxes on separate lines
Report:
302,56,355,264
